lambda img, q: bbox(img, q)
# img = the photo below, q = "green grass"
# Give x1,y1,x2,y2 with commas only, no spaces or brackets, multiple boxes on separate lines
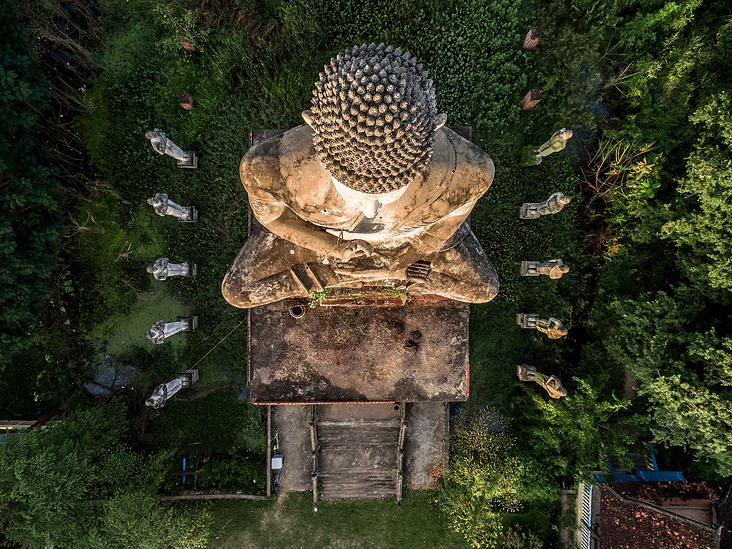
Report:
90,287,190,357
207,491,467,549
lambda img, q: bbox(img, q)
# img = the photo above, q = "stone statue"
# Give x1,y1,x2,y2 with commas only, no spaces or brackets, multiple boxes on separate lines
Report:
516,314,568,339
520,192,571,219
533,128,572,164
222,44,499,309
144,128,197,168
147,258,197,280
521,259,569,279
517,365,567,398
145,316,198,344
145,369,199,408
523,27,542,50
145,377,183,409
147,193,198,222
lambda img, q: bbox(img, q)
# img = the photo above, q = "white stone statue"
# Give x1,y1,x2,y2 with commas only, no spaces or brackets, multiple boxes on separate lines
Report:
516,314,568,339
145,377,183,409
521,259,569,279
145,128,197,168
147,258,196,280
147,193,197,222
520,192,571,219
145,317,197,345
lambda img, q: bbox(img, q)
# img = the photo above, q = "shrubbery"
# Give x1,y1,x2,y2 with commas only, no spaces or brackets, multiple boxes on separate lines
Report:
442,407,548,548
0,404,211,548
0,0,63,361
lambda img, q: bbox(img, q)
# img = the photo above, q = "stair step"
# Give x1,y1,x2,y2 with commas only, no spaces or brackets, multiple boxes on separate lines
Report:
316,419,401,427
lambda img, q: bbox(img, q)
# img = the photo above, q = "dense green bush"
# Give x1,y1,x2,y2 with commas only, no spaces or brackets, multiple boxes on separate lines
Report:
441,407,545,548
513,378,645,480
0,404,211,548
0,0,63,361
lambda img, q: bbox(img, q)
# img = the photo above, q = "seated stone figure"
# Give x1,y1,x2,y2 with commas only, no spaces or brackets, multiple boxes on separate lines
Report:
222,44,499,309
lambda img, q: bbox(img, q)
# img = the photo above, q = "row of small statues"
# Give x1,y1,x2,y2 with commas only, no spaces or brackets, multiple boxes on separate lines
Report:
143,130,200,409
518,193,571,334
144,193,199,343
517,35,572,396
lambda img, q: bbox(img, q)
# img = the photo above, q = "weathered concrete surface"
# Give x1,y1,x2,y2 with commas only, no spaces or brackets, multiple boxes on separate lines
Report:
404,402,447,489
271,405,311,492
272,403,448,497
315,404,400,498
248,299,469,403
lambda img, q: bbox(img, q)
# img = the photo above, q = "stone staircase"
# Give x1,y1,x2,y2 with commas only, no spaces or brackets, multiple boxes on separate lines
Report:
314,406,403,500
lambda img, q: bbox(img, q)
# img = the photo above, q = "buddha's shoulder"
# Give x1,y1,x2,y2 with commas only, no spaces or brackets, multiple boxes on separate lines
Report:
433,127,495,196
240,125,317,193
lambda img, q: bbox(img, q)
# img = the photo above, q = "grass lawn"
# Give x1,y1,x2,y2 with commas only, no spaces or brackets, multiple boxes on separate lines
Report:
207,491,467,549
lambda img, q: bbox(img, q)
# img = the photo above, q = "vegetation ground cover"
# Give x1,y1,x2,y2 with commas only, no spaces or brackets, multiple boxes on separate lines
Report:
2,0,731,547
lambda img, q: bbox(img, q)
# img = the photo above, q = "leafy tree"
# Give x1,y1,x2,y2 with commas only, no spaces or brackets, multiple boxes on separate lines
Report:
441,407,532,548
513,378,643,480
86,492,210,549
0,0,63,361
0,404,210,549
605,288,732,476
662,92,732,296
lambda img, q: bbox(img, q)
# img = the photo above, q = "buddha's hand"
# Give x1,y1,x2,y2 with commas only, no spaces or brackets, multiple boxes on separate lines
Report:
335,239,373,261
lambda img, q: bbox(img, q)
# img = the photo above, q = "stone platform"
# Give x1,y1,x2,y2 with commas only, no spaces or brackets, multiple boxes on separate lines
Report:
246,129,471,405
248,297,469,404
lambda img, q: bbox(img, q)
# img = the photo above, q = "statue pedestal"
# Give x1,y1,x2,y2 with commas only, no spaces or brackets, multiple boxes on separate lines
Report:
177,152,197,169
246,131,470,405
176,369,199,388
177,206,198,222
248,295,469,404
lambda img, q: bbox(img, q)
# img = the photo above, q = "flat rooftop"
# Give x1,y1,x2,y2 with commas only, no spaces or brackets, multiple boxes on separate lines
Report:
248,297,469,404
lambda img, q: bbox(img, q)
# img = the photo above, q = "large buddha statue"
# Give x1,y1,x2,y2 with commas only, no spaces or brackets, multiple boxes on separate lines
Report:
222,43,499,308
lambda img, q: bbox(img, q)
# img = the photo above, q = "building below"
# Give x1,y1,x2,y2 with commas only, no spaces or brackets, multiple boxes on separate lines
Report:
577,480,731,549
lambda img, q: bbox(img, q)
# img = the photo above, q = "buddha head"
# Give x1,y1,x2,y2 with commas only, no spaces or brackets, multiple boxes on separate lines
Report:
302,43,447,217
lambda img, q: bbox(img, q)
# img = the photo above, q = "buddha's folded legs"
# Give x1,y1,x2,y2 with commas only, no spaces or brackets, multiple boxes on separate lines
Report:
222,230,320,309
410,230,499,303
222,228,498,308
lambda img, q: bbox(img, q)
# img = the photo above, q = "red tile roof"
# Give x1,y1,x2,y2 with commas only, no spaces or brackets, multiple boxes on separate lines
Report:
600,482,730,549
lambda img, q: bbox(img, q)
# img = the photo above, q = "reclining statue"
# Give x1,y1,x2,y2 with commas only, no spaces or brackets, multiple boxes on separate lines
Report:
222,43,499,308
517,364,567,399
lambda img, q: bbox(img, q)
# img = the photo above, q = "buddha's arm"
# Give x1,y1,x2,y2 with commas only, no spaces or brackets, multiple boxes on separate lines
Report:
388,149,493,272
265,203,353,255
241,146,371,260
250,192,372,260
380,199,478,273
